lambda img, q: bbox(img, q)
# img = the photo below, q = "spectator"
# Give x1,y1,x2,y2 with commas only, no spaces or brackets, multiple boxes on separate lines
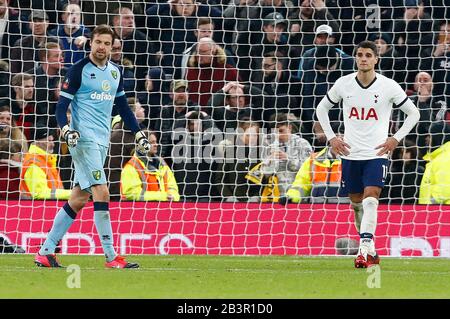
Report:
393,0,434,85
155,79,199,159
282,143,348,204
146,0,222,77
0,104,28,154
27,41,65,129
215,120,262,202
246,113,312,202
392,71,448,156
209,81,250,132
257,51,301,121
288,0,339,58
10,10,57,74
299,44,354,140
223,0,294,56
237,12,289,82
419,121,450,204
11,73,36,141
261,113,312,197
121,132,180,202
222,0,260,54
0,139,21,200
420,20,450,100
19,126,71,200
108,97,146,200
369,33,407,86
48,3,90,67
0,59,9,99
180,17,235,79
137,67,171,130
111,6,156,89
186,37,240,107
0,0,27,59
110,38,136,95
171,111,220,201
381,140,424,204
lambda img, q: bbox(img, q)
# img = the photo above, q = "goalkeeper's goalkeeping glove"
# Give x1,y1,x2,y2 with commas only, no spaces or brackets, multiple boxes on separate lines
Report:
135,131,151,155
61,125,80,148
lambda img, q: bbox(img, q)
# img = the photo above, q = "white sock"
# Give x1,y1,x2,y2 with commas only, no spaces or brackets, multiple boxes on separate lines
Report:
351,202,364,234
359,197,379,256
360,197,378,235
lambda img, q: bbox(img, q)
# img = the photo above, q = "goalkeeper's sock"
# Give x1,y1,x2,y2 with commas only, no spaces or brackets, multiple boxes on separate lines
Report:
94,202,116,262
351,201,364,233
39,203,76,255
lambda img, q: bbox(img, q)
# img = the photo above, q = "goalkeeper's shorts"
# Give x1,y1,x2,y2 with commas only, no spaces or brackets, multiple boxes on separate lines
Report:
341,158,389,194
69,140,108,192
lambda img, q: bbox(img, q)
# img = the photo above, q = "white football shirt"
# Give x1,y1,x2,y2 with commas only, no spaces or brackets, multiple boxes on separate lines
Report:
323,72,409,160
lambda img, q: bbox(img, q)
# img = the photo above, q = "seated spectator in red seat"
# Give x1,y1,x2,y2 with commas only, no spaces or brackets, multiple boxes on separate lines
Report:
0,139,21,199
11,73,36,142
186,38,239,108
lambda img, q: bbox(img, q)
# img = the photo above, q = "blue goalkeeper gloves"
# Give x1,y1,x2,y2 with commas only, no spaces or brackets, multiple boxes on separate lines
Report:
61,125,80,148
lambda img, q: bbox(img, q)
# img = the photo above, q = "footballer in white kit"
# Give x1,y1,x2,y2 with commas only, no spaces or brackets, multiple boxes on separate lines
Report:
316,41,420,268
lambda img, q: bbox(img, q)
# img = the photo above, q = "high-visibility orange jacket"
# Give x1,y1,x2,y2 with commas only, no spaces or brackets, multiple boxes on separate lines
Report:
287,147,345,203
120,155,180,201
20,144,71,199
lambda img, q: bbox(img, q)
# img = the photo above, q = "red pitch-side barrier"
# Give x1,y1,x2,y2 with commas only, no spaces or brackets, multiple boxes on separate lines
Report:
0,201,449,257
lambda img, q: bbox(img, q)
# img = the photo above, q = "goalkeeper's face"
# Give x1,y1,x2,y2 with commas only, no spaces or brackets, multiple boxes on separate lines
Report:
91,34,113,63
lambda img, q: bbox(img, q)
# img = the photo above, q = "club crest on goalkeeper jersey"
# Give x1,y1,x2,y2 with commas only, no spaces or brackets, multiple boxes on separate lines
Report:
60,57,125,147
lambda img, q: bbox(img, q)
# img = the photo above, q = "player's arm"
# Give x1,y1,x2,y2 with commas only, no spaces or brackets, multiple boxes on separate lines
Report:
57,66,82,147
316,81,350,156
114,95,151,155
376,83,420,155
114,67,151,154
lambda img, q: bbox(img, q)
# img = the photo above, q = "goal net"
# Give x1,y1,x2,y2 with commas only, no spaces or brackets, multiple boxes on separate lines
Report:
0,0,449,257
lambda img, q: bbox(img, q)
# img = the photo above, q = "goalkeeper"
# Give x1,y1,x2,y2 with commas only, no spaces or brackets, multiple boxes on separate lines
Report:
34,25,151,269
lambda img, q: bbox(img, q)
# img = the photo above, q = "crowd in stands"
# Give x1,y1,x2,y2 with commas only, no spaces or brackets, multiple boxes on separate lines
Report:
0,0,450,204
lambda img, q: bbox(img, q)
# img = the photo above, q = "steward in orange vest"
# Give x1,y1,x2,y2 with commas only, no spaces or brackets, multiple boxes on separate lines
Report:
120,152,180,201
20,128,71,200
285,146,348,204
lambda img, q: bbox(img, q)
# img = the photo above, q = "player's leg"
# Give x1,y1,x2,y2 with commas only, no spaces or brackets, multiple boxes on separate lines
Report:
35,186,90,267
359,186,382,266
349,193,364,234
89,144,139,268
341,159,365,234
357,158,388,267
91,183,139,268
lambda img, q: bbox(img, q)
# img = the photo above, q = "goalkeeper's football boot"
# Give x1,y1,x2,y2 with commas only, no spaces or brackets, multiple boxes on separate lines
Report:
105,255,139,269
34,253,63,268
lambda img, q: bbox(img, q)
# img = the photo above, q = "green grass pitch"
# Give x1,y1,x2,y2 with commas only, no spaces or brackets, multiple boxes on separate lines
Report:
1,255,449,298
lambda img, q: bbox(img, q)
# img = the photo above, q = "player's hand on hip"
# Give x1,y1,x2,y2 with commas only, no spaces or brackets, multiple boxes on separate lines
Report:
61,124,80,148
375,137,399,156
329,136,351,156
135,131,151,155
